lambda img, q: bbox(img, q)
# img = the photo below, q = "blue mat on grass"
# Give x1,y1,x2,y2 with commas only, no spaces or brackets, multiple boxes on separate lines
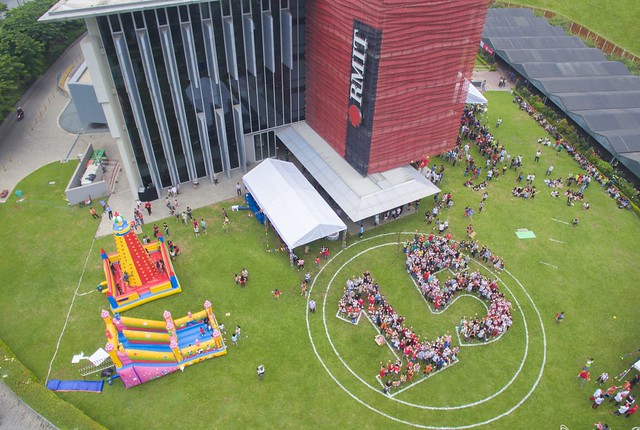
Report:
46,379,104,393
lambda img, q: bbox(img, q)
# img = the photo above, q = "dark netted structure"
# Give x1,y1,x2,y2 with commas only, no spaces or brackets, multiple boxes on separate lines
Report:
482,8,640,180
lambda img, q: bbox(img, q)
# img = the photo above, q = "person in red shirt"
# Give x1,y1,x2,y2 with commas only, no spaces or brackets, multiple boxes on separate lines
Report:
379,364,387,380
577,369,590,388
626,403,639,417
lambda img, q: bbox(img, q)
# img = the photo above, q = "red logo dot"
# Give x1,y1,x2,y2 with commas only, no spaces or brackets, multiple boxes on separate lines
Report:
348,105,362,127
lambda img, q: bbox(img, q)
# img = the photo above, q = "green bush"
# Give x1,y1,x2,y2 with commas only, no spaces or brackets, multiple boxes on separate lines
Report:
0,339,105,430
604,54,640,75
548,16,572,33
596,160,614,177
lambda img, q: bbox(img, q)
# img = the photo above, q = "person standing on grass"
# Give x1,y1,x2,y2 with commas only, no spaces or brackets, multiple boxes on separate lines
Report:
592,388,604,408
163,222,170,237
577,369,590,388
596,372,609,385
273,289,282,299
257,365,265,381
309,299,316,313
200,218,208,234
89,207,100,219
555,312,565,323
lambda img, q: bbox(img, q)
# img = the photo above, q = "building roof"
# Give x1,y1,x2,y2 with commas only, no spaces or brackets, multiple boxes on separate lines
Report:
40,0,208,21
242,158,346,250
276,122,440,222
482,8,640,179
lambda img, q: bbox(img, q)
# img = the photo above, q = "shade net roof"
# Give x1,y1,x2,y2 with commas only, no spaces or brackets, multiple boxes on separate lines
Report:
242,158,346,250
482,8,640,179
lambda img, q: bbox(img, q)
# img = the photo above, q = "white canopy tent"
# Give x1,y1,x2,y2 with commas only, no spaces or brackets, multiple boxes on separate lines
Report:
242,158,347,250
466,79,488,104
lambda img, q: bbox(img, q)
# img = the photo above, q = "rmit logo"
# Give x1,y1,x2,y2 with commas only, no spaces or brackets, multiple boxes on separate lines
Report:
348,29,368,127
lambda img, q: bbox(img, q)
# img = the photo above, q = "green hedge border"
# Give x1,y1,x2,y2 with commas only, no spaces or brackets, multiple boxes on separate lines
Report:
0,339,105,430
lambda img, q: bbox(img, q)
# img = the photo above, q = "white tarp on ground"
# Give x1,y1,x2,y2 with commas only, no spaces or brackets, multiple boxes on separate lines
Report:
466,79,488,104
242,158,346,250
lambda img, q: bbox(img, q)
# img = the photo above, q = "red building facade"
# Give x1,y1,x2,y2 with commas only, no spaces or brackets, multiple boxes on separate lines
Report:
306,0,489,175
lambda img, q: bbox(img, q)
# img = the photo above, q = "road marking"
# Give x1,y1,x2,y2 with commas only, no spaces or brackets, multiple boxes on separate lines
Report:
539,261,559,269
549,238,566,244
551,218,570,225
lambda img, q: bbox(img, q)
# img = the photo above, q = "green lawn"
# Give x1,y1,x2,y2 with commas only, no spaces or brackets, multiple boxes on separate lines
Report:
503,0,640,56
1,91,639,429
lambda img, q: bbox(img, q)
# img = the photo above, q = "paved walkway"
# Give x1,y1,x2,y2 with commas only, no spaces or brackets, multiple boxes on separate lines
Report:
0,382,56,430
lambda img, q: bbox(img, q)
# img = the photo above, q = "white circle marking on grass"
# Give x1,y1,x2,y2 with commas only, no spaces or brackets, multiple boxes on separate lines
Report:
323,242,528,409
306,232,547,429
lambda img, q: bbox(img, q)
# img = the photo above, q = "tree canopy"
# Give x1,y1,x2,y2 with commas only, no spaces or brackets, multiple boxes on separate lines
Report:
0,0,84,119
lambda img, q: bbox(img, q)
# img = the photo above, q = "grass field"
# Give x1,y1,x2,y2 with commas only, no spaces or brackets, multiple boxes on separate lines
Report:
0,91,639,429
504,0,640,56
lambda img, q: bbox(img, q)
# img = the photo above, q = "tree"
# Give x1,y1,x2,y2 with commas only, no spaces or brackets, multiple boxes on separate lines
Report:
0,0,84,120
0,30,45,82
0,53,24,116
0,0,81,61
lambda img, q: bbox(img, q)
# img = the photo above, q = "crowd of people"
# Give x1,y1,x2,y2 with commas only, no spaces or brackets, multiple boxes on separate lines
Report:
405,236,512,341
585,366,640,423
336,233,511,393
338,269,460,392
512,185,537,199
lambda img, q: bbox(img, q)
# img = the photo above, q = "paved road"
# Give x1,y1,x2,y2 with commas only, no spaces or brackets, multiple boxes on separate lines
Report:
0,38,85,199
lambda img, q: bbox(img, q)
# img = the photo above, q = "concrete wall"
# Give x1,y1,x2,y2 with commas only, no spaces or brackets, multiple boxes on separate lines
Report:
68,63,107,124
65,144,109,205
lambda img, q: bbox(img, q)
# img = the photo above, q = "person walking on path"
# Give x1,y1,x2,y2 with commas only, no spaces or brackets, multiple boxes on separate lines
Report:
106,205,113,219
257,365,265,381
236,182,242,197
145,201,152,215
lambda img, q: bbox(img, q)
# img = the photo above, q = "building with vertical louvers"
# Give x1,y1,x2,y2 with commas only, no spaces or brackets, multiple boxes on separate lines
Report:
41,0,488,221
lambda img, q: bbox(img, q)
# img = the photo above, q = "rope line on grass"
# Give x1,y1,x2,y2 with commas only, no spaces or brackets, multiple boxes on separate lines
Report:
45,236,97,383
